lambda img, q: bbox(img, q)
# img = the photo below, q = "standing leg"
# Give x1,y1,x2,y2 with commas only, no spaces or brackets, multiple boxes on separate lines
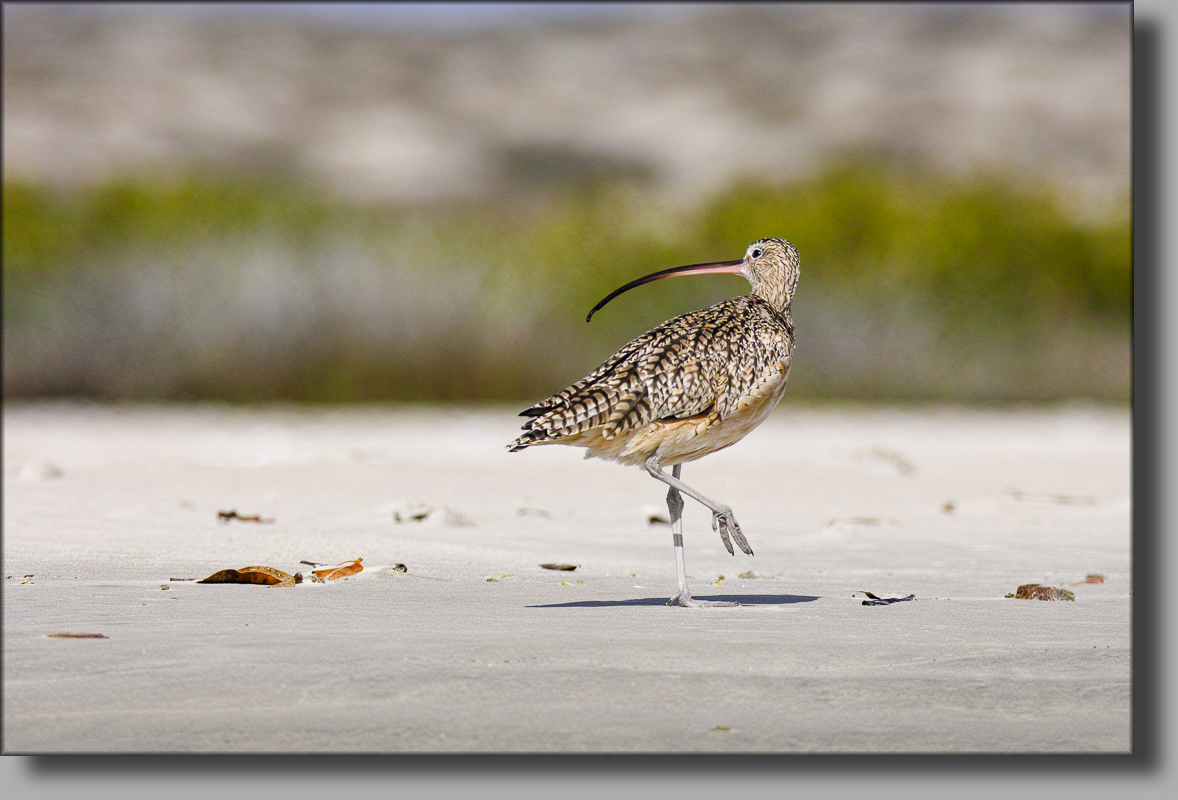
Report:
667,466,690,606
665,463,739,608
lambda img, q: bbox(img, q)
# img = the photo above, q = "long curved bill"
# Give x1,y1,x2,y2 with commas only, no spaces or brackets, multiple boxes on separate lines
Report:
585,258,744,322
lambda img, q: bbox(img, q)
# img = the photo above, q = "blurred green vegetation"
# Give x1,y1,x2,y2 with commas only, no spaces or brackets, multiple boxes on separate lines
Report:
3,178,339,274
694,164,1130,322
3,162,1130,403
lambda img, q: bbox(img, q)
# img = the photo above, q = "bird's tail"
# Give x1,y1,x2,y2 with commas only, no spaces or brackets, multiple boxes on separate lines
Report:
507,431,539,452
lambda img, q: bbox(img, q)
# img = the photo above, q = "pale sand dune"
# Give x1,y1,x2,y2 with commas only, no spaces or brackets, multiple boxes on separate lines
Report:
3,403,1129,752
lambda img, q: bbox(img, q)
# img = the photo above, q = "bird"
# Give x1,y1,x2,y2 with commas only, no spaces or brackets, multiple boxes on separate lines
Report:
509,238,800,607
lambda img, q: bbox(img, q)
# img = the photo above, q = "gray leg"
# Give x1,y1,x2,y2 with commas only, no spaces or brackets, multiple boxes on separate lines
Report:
645,454,753,556
663,463,741,609
666,466,691,606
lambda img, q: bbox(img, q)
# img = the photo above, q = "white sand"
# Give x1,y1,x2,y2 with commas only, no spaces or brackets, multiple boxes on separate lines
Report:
3,402,1130,753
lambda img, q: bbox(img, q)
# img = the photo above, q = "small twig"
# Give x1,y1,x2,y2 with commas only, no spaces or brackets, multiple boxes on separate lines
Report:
217,509,275,524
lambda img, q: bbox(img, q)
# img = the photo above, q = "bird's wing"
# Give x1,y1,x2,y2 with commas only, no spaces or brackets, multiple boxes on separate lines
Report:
512,296,793,450
599,297,793,434
522,304,750,442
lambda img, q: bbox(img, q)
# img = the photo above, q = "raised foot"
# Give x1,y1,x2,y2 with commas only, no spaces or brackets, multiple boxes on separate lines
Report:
667,592,740,608
711,509,754,556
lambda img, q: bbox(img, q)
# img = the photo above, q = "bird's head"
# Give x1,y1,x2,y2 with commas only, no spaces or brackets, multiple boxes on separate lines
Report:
740,237,800,312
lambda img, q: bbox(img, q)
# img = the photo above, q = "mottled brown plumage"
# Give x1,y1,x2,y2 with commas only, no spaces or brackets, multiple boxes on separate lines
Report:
508,237,800,607
510,238,798,466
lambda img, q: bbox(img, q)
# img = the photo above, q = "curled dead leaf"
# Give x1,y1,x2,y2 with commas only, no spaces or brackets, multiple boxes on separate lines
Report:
198,566,301,587
311,558,363,582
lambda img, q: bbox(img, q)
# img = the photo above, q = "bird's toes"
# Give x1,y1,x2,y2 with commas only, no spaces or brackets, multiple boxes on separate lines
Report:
713,511,738,555
714,511,753,556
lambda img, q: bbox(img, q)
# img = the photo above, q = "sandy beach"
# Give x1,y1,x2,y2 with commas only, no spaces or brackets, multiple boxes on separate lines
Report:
3,402,1130,753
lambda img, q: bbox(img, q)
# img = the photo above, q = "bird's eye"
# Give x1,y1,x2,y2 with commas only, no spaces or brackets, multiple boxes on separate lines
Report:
751,249,762,259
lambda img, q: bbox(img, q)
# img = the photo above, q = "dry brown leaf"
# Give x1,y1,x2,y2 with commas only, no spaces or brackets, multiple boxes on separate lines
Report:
1010,583,1075,601
539,563,577,571
312,558,363,581
198,565,301,587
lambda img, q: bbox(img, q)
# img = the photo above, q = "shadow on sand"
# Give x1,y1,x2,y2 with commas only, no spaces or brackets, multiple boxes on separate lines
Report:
529,594,822,608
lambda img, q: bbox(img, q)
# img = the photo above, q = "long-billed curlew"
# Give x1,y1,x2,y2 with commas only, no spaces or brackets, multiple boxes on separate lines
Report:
509,238,799,607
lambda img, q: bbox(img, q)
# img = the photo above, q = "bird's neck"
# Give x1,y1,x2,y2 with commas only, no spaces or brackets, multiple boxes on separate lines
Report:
751,281,791,315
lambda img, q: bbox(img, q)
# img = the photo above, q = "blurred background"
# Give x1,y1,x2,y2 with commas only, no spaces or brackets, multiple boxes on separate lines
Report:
3,2,1130,405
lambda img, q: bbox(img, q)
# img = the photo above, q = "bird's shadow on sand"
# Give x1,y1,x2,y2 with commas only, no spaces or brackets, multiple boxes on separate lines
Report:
529,594,821,608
